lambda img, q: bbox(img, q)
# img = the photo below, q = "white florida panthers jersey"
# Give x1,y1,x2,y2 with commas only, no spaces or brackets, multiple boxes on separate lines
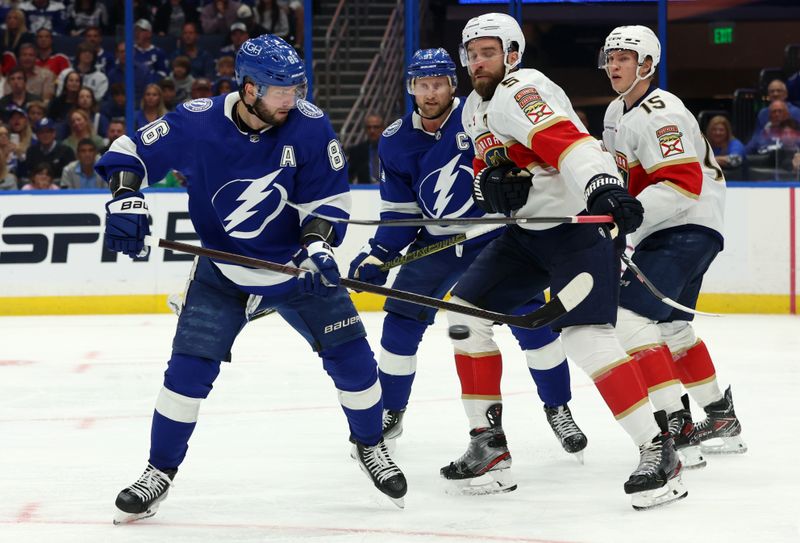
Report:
603,87,726,246
462,68,619,230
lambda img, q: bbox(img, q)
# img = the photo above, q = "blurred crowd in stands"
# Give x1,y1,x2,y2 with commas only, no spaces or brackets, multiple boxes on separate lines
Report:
0,0,797,189
0,0,304,190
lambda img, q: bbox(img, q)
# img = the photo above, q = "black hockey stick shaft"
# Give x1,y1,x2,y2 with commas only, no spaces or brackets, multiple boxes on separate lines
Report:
283,200,612,227
147,237,593,329
378,224,502,271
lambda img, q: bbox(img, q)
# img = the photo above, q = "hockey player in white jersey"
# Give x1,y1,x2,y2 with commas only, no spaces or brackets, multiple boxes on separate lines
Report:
445,13,687,510
600,25,746,466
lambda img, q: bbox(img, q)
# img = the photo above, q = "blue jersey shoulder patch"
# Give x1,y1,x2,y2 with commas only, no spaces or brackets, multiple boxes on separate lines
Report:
383,118,402,137
183,98,213,113
296,99,323,119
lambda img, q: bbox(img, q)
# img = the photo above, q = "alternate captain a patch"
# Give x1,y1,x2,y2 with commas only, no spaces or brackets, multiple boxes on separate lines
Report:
474,131,509,166
656,125,684,158
514,87,554,125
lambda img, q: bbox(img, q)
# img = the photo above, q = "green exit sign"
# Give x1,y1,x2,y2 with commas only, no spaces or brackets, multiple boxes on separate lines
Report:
711,23,734,45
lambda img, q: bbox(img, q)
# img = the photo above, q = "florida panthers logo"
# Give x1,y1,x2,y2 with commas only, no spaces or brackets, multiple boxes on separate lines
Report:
419,155,475,217
211,170,287,239
515,87,554,126
656,125,685,158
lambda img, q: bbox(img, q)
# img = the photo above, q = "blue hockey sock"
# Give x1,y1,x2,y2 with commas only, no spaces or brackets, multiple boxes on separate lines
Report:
529,359,572,407
378,369,415,412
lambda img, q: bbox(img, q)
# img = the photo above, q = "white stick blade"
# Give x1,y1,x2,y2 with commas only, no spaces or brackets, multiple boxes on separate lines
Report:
556,272,594,312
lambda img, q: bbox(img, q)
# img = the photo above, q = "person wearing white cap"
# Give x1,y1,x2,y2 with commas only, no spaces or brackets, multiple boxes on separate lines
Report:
217,21,249,58
134,18,168,79
200,0,242,35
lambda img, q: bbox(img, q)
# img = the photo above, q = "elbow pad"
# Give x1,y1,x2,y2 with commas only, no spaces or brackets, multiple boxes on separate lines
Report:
109,171,144,198
301,217,336,246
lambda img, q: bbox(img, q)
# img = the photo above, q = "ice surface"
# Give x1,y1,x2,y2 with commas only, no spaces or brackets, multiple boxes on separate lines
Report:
1,312,798,542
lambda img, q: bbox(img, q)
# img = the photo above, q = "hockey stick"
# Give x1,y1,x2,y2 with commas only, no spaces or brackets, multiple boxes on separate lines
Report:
378,224,503,271
284,200,613,227
621,253,720,317
145,236,593,329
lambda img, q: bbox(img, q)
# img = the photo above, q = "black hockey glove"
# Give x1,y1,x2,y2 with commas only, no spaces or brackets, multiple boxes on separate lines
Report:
472,163,532,215
584,174,644,236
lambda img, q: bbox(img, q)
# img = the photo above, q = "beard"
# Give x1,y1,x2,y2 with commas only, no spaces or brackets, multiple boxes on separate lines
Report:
472,73,503,101
253,99,290,127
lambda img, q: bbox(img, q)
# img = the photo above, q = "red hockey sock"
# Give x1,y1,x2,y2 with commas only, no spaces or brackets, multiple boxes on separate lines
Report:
631,345,680,392
673,340,717,387
593,359,649,419
455,352,502,399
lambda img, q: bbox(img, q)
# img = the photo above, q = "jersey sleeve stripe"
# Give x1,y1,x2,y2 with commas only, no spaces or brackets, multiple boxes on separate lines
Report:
380,200,423,215
642,156,700,174
662,180,701,200
106,135,150,186
557,135,598,170
524,115,570,146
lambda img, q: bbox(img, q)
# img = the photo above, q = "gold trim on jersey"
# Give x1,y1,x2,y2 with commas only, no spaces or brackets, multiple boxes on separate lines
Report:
590,355,632,381
525,114,569,146
663,180,701,200
557,135,596,170
643,156,699,174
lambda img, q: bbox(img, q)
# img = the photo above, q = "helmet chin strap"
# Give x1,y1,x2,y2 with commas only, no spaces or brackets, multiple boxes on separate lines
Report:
238,87,272,127
612,64,655,98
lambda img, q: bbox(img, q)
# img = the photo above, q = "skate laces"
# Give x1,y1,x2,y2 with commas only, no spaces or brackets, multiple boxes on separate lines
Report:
547,406,582,438
127,465,172,502
631,439,663,476
382,410,398,432
361,441,401,483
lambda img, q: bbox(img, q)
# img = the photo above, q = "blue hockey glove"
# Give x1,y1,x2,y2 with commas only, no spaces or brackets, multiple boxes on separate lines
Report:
584,174,644,236
292,241,340,297
104,191,151,259
472,163,532,214
347,240,399,288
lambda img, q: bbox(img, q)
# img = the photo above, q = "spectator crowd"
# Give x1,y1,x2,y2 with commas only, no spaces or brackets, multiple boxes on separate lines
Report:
0,0,304,190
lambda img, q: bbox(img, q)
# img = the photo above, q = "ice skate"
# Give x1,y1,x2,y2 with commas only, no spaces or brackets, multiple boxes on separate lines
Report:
353,438,407,508
693,386,747,455
624,411,687,511
544,404,588,463
440,404,516,495
668,394,705,469
382,408,405,452
113,463,176,524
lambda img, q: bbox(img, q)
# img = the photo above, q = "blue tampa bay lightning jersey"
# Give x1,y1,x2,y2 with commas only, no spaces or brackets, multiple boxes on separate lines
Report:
375,97,496,252
95,93,351,296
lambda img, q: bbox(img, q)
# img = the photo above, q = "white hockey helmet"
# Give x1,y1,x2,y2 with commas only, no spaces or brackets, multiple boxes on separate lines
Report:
460,13,525,73
599,25,660,71
599,25,660,96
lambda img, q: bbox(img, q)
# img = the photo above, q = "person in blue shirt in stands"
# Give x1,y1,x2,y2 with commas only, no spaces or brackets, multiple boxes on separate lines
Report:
704,115,745,171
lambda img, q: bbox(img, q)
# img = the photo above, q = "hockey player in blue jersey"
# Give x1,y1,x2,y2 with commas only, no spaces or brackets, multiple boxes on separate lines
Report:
96,35,407,523
347,49,587,495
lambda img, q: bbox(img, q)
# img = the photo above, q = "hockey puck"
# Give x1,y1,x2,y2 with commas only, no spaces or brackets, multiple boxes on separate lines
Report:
448,325,471,340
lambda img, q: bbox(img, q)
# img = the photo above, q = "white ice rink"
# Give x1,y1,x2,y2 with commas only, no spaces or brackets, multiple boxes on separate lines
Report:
1,311,798,543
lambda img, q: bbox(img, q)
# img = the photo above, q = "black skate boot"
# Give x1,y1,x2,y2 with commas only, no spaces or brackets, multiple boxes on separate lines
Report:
440,404,516,495
624,411,688,511
667,394,705,469
113,463,177,524
382,408,405,443
693,386,747,454
353,438,407,508
544,404,588,463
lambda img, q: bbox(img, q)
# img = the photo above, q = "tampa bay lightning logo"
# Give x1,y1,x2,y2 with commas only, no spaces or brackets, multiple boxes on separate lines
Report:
183,98,212,113
419,155,474,217
383,119,402,137
211,170,287,239
296,99,323,118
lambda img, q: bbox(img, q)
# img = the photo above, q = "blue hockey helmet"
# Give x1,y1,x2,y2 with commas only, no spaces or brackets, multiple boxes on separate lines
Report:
235,34,307,99
406,48,457,95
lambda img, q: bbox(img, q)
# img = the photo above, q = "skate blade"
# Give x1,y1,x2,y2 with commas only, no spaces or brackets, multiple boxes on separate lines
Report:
700,435,747,455
113,505,159,525
389,496,405,509
678,445,707,470
572,450,585,465
443,469,517,496
631,475,688,511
